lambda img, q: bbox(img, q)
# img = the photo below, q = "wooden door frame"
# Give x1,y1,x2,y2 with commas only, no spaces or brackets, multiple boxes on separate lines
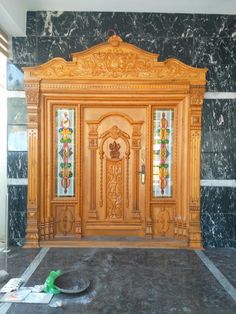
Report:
23,35,207,248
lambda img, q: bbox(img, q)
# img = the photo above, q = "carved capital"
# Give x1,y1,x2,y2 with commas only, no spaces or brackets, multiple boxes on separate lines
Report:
88,138,98,149
190,85,205,107
132,124,142,137
25,81,40,105
132,139,141,149
25,81,40,129
87,123,98,137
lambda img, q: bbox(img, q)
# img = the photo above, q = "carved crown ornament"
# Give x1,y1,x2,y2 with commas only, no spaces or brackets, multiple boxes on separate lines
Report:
23,35,207,85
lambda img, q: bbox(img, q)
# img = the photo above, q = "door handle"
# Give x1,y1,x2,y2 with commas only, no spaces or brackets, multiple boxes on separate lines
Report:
138,164,145,184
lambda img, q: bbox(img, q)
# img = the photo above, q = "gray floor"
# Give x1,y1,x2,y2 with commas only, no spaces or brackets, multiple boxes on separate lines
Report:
0,247,236,313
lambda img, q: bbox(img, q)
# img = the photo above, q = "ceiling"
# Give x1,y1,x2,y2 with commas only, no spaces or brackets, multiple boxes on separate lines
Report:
0,0,236,36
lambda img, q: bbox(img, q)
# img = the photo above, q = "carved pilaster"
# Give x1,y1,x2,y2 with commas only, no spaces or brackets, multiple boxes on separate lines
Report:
87,123,98,220
132,123,143,219
188,85,204,249
24,81,40,248
145,219,153,239
49,217,54,239
75,219,82,239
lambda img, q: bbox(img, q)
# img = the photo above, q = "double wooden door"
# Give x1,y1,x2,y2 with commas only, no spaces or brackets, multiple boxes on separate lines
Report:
82,106,147,237
24,35,206,248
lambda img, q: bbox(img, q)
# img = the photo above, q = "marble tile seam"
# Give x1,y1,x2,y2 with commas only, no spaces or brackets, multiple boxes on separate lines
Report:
204,92,236,99
6,179,236,187
200,180,236,187
7,91,25,98
0,247,49,314
6,92,236,100
7,178,28,186
195,250,236,303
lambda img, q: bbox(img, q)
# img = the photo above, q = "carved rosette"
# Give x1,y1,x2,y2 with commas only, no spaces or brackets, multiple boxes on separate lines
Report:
24,81,40,248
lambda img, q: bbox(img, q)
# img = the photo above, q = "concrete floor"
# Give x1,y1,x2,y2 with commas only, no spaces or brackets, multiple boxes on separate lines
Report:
0,247,236,313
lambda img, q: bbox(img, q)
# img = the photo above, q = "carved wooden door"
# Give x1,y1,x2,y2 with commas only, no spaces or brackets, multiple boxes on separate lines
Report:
82,107,147,237
24,35,206,248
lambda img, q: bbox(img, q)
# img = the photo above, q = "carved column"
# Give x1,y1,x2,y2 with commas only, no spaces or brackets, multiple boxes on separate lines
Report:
87,123,98,219
189,86,205,249
132,123,143,219
24,81,40,248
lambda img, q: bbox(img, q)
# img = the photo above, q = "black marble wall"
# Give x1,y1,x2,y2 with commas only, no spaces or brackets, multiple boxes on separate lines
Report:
7,11,236,246
7,96,28,245
201,99,236,247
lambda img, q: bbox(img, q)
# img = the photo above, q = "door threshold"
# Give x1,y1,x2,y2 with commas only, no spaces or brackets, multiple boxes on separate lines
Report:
39,237,188,249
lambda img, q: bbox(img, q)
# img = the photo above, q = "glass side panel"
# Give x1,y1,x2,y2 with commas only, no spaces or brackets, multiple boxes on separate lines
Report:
153,109,174,197
56,109,75,197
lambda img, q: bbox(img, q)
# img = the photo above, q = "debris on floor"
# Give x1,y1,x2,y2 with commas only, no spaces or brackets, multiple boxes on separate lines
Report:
54,270,90,294
0,288,53,304
0,278,23,292
0,270,91,306
0,270,9,283
43,270,62,294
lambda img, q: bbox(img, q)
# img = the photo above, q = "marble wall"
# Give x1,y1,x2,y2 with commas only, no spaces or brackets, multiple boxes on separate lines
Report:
7,11,236,246
7,96,28,245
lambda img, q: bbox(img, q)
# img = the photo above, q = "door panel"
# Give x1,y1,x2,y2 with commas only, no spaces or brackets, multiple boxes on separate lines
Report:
82,107,147,237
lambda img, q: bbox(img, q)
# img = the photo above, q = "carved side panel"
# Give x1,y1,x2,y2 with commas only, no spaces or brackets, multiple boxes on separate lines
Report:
24,81,40,248
152,206,175,237
106,159,124,220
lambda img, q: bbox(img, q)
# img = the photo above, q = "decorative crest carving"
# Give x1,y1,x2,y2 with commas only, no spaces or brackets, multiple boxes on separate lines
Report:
23,36,207,84
100,125,130,140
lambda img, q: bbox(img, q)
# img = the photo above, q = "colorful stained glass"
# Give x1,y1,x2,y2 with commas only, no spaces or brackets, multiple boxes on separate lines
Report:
56,109,75,197
153,109,174,197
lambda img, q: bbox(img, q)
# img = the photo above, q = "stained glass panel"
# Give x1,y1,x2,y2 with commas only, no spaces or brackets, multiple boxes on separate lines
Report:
153,109,174,197
56,109,75,197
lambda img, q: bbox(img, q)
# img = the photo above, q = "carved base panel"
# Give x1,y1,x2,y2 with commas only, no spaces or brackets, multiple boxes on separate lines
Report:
152,206,175,238
53,204,78,237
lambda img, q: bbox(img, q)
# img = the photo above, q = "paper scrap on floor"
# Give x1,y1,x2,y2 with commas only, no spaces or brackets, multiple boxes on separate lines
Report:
0,289,53,304
0,278,23,292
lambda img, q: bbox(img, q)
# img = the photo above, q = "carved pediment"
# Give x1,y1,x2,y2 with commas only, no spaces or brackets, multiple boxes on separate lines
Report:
23,35,207,84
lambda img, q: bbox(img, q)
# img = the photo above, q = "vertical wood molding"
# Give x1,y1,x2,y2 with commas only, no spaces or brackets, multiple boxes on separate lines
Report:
87,123,98,219
189,85,205,249
132,123,142,219
24,81,40,248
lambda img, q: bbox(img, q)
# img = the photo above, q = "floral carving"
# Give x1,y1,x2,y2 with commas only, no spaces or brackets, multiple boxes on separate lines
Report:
106,160,123,219
24,36,207,83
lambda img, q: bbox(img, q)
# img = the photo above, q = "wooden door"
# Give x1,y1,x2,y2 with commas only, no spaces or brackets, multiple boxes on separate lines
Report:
24,35,207,248
82,107,147,237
